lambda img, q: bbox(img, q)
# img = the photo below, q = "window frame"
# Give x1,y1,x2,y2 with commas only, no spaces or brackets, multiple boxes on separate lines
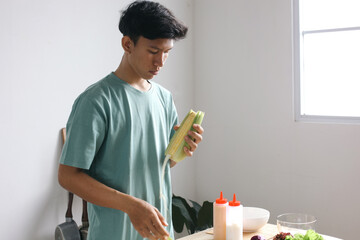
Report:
293,0,360,124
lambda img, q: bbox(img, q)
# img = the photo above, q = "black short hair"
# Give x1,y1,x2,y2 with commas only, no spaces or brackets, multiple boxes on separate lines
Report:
119,0,188,44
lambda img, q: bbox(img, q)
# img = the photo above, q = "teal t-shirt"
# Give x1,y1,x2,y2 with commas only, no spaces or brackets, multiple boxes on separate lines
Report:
60,72,178,240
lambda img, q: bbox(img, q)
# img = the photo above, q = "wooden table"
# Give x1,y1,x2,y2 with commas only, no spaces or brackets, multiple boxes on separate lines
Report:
177,224,342,240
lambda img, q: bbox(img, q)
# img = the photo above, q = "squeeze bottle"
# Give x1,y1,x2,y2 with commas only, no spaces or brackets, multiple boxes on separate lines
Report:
226,194,243,240
213,191,228,240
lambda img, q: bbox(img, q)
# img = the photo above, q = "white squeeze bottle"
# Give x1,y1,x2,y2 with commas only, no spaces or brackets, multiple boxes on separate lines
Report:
226,194,243,240
213,191,228,240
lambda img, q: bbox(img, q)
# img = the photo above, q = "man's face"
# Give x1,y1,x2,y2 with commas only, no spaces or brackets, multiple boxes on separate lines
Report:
128,36,174,80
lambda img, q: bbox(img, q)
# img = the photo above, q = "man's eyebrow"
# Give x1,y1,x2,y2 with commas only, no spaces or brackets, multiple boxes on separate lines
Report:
149,46,173,51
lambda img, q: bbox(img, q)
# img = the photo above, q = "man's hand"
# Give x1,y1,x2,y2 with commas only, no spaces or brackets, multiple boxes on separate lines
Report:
174,123,204,157
126,197,169,240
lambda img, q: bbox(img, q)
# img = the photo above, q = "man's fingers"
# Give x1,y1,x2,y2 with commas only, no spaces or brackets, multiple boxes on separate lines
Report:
146,211,169,239
187,130,203,144
184,146,193,157
148,222,166,240
193,124,204,134
139,227,155,240
185,135,197,152
155,208,169,227
151,209,170,237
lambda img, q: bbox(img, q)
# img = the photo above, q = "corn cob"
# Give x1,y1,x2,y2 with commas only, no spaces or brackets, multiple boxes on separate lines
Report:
165,109,205,162
160,110,205,222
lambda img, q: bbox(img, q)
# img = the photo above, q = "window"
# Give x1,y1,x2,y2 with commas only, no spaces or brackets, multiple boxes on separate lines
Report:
294,0,360,123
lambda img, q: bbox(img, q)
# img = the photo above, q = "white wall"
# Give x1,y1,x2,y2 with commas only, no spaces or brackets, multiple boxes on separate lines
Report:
193,0,360,239
0,0,193,239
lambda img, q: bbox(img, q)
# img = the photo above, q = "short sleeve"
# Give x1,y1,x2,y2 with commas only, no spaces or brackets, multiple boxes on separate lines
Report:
60,94,107,170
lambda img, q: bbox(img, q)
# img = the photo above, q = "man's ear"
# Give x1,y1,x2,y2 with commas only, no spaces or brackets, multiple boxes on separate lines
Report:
122,36,133,53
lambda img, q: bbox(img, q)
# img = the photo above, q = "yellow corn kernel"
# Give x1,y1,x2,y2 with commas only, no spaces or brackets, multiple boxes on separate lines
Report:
165,110,205,162
165,110,196,157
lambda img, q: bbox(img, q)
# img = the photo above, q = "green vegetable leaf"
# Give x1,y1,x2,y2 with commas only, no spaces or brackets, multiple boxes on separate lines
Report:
285,235,294,240
283,230,324,240
304,230,324,240
293,233,304,240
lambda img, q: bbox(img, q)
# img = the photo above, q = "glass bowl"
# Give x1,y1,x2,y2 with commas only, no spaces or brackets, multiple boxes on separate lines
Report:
277,213,316,235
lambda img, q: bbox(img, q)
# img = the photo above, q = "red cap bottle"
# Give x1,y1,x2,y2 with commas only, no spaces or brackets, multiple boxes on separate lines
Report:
228,193,241,206
226,194,243,240
216,191,228,204
214,192,228,240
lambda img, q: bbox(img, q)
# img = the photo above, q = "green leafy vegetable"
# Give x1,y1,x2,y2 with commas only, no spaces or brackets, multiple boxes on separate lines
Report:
293,233,304,240
284,230,324,240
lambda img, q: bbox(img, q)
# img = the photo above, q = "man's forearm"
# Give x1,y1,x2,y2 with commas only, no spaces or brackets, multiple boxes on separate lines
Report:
58,164,135,214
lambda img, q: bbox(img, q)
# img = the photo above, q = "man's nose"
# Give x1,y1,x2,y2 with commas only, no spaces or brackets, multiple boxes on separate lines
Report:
154,53,166,67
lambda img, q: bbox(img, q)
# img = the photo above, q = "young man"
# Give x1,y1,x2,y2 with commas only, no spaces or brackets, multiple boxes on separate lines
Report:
58,1,204,240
